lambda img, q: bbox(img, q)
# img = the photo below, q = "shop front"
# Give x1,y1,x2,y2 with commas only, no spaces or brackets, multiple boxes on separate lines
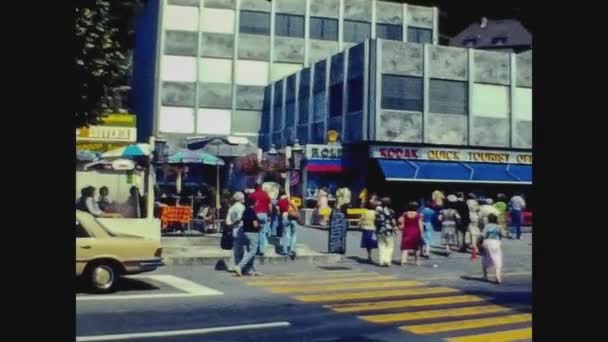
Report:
366,145,532,206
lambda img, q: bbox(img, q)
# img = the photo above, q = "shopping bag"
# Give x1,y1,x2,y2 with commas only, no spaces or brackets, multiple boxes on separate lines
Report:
220,228,233,250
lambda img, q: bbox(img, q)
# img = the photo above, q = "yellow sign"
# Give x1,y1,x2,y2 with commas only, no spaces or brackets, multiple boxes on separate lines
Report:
76,141,129,153
327,130,339,143
100,114,137,127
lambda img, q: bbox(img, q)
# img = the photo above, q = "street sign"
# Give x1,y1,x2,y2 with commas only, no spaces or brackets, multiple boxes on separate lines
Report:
328,209,347,254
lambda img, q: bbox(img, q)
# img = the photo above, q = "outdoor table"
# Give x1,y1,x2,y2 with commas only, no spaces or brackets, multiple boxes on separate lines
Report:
159,205,193,230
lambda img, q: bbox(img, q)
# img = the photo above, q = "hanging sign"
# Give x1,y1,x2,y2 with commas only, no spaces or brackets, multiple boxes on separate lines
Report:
369,146,532,165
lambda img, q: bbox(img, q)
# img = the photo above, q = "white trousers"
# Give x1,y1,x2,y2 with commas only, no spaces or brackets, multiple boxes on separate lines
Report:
377,235,394,265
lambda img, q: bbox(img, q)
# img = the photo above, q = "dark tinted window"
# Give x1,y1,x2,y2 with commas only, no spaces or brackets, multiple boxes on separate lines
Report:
240,10,270,35
347,77,364,112
429,79,468,115
275,13,304,38
407,27,432,44
298,68,310,125
381,75,423,111
376,23,402,41
343,20,371,43
309,17,338,41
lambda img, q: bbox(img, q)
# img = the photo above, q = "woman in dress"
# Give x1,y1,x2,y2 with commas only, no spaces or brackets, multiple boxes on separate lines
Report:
438,196,460,256
374,197,397,267
399,201,424,266
480,213,504,284
359,200,378,263
420,201,436,258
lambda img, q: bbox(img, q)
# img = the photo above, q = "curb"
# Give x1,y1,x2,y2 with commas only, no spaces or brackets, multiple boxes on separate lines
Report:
163,253,343,266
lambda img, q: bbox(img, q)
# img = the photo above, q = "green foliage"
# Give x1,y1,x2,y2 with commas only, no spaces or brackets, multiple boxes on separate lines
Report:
75,0,145,127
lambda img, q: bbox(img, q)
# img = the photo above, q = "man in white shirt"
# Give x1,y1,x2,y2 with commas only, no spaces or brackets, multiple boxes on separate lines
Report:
226,192,246,272
509,194,526,240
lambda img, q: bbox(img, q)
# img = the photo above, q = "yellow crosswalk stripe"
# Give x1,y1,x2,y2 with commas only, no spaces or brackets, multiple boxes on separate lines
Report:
294,287,459,303
267,280,426,294
326,295,486,313
359,305,511,324
445,327,532,342
246,272,380,282
246,275,398,287
401,313,532,334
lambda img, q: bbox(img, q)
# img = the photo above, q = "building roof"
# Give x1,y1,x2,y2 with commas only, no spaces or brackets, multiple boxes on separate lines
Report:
450,18,531,49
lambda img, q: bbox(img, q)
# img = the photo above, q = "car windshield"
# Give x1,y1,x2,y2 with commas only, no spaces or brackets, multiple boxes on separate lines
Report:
76,210,116,237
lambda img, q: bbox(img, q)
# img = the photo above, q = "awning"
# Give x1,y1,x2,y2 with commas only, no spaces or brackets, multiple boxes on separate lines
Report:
378,159,532,184
306,159,343,173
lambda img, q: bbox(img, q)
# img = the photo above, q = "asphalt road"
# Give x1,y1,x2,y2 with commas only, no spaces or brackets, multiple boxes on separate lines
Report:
76,229,532,342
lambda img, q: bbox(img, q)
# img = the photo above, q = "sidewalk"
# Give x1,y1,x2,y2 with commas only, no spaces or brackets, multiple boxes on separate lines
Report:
161,233,343,266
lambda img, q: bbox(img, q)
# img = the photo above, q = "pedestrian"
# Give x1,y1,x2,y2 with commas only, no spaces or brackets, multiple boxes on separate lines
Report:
77,186,121,218
438,195,460,256
359,199,378,263
431,190,445,210
279,192,299,258
480,213,504,284
270,197,279,237
467,195,481,259
226,192,246,272
398,201,424,266
420,201,436,258
234,196,262,277
98,186,114,213
374,197,397,267
509,194,526,240
249,183,271,256
494,193,509,236
454,192,470,252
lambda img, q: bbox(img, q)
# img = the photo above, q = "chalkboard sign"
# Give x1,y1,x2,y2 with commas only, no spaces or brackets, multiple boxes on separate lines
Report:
328,209,348,254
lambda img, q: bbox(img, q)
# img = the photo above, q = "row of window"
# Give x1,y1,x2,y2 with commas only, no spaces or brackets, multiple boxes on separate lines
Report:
240,11,432,43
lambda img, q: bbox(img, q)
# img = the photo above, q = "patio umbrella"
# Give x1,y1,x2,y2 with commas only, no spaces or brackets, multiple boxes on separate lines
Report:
102,143,152,159
168,149,225,207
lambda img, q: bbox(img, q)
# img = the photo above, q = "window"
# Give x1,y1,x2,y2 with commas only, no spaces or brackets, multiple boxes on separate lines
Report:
159,106,195,133
429,79,468,115
329,84,343,117
235,60,269,86
472,84,509,118
343,20,371,43
275,13,304,38
76,221,90,238
298,69,310,125
239,10,270,35
381,75,423,111
201,8,235,34
408,27,433,44
309,17,338,41
376,23,403,41
463,38,477,47
492,37,508,45
199,58,232,84
347,77,364,112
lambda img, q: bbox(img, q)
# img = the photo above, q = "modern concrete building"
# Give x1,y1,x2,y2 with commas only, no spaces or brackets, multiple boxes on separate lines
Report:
132,0,439,151
261,38,532,201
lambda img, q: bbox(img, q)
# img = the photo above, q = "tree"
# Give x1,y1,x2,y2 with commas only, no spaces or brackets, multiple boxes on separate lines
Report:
75,0,145,128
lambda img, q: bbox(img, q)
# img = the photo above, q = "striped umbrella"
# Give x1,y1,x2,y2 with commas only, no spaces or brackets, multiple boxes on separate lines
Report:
102,143,152,159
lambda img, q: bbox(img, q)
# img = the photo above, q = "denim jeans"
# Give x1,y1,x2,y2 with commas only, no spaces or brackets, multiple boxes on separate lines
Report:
510,210,522,239
270,213,279,237
238,232,259,275
256,213,270,255
282,217,298,255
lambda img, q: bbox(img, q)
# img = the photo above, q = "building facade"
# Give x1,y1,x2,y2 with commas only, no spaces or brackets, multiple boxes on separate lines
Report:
261,39,532,203
132,0,439,149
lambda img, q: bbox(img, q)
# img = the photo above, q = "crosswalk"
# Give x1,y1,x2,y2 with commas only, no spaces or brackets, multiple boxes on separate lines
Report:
242,270,532,341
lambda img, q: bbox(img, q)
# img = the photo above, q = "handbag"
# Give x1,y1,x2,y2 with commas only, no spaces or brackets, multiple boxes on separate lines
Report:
220,227,233,250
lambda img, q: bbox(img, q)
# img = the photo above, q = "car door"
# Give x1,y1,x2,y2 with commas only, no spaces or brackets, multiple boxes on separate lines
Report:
75,220,96,275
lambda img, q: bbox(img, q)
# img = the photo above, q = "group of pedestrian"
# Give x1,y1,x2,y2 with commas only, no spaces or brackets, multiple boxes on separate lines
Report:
76,185,144,218
359,190,527,284
225,183,300,277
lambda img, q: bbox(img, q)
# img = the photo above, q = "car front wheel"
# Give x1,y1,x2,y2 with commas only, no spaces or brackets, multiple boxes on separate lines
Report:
87,262,119,293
